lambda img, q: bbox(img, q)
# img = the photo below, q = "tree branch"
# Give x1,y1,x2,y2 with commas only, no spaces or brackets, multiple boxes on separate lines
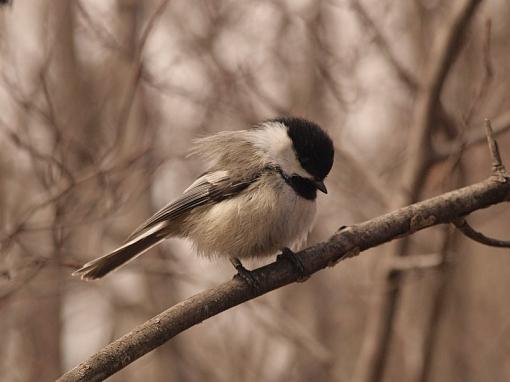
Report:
398,0,484,204
349,0,418,91
58,169,509,381
453,217,510,248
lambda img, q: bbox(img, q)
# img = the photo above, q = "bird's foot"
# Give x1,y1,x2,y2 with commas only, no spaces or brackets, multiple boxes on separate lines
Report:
277,247,309,282
230,258,262,292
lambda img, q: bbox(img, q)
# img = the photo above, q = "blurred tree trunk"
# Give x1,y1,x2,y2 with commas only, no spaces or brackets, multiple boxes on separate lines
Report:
22,1,85,380
106,1,186,381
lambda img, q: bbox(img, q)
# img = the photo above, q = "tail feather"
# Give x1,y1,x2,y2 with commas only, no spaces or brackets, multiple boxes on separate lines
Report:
73,226,166,280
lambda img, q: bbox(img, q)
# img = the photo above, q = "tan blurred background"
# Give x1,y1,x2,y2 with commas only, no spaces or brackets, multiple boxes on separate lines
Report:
1,0,510,381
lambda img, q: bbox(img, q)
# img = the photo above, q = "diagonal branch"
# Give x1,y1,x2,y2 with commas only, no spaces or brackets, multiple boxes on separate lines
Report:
453,217,510,248
349,0,418,91
399,0,484,204
58,170,510,381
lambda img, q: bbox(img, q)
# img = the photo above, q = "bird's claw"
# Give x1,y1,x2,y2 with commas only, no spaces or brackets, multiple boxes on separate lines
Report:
230,258,262,292
277,247,309,282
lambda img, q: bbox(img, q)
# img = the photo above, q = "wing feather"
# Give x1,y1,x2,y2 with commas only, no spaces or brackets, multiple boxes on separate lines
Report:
126,169,263,241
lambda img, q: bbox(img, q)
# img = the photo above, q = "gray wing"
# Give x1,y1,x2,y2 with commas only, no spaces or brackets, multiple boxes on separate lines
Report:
126,169,263,241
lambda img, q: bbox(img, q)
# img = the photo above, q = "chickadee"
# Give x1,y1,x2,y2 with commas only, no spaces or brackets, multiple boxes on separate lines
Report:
73,117,334,284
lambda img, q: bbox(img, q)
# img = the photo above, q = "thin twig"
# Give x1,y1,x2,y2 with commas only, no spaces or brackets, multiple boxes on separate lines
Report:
485,118,505,173
349,0,418,91
453,218,510,248
335,144,394,208
100,0,171,162
463,19,494,126
76,2,130,58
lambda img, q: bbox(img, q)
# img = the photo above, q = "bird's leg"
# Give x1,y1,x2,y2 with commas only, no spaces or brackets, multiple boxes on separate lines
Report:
230,257,261,291
277,247,309,282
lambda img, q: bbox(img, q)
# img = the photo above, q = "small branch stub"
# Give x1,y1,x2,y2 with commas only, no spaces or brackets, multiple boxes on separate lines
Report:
485,118,505,173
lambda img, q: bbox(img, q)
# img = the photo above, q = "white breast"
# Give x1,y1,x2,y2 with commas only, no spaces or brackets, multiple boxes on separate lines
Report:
185,174,317,259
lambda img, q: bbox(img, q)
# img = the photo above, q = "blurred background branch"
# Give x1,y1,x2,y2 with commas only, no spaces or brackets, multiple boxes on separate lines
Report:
1,1,510,381
354,1,484,381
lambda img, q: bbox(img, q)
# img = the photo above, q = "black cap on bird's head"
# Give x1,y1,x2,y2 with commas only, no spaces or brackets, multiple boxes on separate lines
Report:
273,116,334,187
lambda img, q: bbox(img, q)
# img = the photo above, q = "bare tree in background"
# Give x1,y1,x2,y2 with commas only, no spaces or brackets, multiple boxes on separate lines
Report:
1,1,510,381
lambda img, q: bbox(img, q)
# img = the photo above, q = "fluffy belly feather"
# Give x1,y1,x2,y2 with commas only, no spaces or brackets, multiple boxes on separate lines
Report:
184,176,316,259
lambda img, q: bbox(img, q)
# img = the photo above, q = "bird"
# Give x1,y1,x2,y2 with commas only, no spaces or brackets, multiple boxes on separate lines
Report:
73,117,334,286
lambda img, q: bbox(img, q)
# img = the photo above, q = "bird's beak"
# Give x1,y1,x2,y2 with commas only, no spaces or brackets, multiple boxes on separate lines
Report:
313,180,328,194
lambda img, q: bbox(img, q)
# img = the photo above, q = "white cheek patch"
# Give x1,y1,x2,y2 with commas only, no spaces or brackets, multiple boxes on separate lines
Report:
248,123,310,178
